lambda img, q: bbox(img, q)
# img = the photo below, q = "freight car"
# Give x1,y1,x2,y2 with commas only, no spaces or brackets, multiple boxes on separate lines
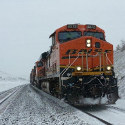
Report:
30,24,118,105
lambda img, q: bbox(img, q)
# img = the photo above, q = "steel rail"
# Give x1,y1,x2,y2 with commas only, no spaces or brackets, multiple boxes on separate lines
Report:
83,111,112,125
0,87,21,105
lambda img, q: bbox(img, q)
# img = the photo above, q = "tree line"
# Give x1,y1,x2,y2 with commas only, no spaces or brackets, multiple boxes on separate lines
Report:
116,40,125,52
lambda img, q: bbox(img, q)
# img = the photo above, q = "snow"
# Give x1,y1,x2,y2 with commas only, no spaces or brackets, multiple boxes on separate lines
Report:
0,70,28,92
78,96,108,105
87,105,125,125
0,85,103,125
0,81,27,92
114,50,125,99
0,71,103,125
0,70,25,82
110,99,125,111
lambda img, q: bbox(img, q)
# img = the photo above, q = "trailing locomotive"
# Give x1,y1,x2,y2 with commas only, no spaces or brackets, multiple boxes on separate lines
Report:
30,24,118,105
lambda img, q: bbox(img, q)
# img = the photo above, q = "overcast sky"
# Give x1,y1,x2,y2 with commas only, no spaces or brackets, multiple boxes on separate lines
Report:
0,0,125,78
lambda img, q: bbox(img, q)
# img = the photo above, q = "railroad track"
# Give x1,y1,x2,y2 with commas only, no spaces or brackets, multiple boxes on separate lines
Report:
0,90,9,96
0,88,15,96
83,111,112,125
106,105,125,113
73,105,112,125
0,85,26,115
77,103,125,125
0,86,24,105
0,86,23,99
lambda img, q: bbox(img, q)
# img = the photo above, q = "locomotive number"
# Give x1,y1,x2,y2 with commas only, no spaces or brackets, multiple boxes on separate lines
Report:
67,24,78,29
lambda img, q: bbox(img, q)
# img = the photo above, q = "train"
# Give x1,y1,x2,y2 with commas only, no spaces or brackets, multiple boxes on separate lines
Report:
30,24,118,105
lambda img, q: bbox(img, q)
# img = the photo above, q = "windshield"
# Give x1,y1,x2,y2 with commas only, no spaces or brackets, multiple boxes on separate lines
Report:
58,31,82,43
84,31,105,40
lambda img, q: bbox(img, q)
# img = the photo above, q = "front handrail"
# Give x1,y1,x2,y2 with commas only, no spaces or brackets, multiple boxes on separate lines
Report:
59,53,80,89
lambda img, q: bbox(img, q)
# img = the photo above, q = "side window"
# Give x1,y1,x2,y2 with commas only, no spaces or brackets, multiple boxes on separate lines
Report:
37,62,43,67
52,34,56,46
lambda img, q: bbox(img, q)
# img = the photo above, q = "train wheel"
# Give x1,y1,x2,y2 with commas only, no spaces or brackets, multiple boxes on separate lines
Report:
37,80,41,89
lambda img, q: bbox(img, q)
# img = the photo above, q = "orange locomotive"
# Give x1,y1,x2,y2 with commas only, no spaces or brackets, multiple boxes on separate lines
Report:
30,24,118,105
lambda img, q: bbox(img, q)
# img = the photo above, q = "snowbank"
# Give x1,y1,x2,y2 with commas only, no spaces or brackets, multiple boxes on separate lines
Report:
114,50,125,99
0,70,27,92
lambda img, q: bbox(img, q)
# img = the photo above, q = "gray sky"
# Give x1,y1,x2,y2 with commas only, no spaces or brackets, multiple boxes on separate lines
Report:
0,0,125,78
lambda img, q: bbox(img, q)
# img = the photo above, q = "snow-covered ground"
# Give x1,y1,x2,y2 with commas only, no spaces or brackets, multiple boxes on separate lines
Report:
0,85,104,125
0,70,28,92
114,50,125,99
0,70,26,82
0,81,27,92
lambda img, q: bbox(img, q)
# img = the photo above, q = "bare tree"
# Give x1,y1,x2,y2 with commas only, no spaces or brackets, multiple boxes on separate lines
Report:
121,40,125,52
116,44,121,51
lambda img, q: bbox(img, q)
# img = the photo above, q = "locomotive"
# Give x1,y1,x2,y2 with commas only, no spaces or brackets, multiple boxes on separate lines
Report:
30,24,118,105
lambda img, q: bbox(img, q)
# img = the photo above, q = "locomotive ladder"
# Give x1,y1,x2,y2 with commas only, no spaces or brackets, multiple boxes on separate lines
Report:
59,53,80,91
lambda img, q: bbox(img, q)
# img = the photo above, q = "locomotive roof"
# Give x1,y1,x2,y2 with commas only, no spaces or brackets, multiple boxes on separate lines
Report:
49,24,105,38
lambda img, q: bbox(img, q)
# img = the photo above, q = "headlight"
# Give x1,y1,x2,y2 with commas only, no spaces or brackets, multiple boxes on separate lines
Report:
107,66,111,71
76,66,82,71
86,39,91,44
86,39,91,47
86,43,91,47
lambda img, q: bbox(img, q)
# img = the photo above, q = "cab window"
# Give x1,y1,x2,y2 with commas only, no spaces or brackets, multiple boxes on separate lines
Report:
58,31,82,43
83,31,105,40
